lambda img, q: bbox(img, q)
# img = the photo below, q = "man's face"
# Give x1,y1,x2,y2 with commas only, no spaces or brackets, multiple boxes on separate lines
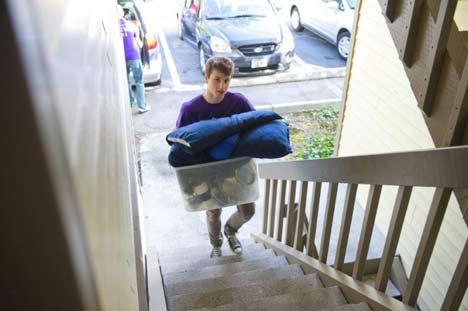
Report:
205,69,231,102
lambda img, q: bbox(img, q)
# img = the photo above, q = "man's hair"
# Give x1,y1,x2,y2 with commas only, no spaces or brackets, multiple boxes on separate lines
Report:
205,57,234,78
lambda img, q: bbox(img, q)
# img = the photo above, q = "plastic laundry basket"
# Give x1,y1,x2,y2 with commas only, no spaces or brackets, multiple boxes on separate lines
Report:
173,157,259,212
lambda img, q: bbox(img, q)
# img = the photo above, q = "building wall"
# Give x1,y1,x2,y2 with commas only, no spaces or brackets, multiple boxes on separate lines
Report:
4,0,142,309
337,0,468,310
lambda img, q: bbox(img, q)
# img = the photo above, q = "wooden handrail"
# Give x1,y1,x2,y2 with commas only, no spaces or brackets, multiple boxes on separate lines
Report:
258,146,468,187
257,146,468,310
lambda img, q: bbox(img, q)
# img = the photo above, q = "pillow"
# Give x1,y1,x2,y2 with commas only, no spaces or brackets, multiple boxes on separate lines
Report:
166,110,282,154
209,133,240,160
231,120,292,158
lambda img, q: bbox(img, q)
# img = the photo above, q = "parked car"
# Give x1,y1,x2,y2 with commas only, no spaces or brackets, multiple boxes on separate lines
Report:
177,0,295,76
120,0,162,86
289,0,355,59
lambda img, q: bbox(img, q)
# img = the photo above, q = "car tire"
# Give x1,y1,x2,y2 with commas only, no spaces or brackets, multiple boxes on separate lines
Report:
290,7,304,32
145,79,162,87
199,46,206,75
337,31,351,60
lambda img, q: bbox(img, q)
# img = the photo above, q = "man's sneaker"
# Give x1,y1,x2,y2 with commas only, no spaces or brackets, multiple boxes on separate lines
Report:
138,105,152,113
224,225,242,255
210,246,222,258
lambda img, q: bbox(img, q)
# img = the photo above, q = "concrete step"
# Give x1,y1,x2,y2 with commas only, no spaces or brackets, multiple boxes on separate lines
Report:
159,243,265,266
334,303,372,311
158,240,256,260
163,256,289,285
167,273,323,311
161,248,276,275
190,286,347,311
165,264,304,297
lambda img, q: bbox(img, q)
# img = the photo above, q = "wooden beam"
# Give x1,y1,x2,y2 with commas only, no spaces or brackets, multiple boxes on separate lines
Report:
306,182,322,258
353,185,382,280
444,57,468,145
258,146,468,188
285,180,297,247
403,188,452,306
268,179,278,238
383,0,398,22
419,0,459,116
335,183,358,271
294,181,309,251
376,186,413,292
320,183,338,263
262,179,271,234
400,0,424,67
441,240,468,311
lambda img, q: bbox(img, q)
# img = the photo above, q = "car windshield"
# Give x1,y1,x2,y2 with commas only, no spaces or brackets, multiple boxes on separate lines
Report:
346,0,356,9
204,0,275,19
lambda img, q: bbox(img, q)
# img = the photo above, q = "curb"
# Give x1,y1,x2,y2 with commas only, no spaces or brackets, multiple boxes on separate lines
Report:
230,66,346,88
257,98,341,114
150,66,346,93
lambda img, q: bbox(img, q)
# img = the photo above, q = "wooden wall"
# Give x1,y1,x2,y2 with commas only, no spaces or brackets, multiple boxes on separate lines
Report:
1,0,143,310
336,0,468,310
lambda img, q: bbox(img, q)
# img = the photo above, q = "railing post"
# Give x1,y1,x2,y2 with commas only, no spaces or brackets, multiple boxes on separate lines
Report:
285,180,297,247
275,180,287,242
353,184,382,280
320,183,338,263
294,181,309,251
262,179,271,235
403,188,452,306
335,183,358,271
306,182,321,258
268,180,278,238
376,186,412,292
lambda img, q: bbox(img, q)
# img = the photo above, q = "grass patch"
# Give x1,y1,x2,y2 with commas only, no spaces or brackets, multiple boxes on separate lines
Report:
283,106,339,160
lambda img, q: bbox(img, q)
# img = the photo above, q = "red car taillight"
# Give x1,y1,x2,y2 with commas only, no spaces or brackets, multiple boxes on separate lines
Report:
147,37,158,50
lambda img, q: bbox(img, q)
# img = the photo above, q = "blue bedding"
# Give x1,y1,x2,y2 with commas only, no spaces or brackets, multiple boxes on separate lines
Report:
167,110,291,167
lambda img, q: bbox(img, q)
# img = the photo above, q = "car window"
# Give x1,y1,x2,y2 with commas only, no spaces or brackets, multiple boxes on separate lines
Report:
204,0,275,19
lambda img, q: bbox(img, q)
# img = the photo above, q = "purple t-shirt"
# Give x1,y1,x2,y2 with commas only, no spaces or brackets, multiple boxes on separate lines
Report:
120,18,140,61
176,92,255,128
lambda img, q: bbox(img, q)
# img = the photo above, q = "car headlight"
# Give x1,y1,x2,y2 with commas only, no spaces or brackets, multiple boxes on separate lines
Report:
209,36,232,53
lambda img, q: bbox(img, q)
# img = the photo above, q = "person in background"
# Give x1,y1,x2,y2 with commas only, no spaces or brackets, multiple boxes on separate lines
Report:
120,9,151,113
176,57,255,258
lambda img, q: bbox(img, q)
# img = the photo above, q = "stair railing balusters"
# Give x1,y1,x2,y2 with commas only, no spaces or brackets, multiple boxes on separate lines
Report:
375,185,412,292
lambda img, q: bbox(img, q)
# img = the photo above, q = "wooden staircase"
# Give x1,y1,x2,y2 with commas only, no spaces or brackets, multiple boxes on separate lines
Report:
159,241,372,311
374,0,468,220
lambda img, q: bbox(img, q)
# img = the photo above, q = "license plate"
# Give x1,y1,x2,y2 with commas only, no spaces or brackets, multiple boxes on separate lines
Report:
251,57,268,69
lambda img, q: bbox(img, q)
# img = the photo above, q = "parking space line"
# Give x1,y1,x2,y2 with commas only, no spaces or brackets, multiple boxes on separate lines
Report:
156,25,181,88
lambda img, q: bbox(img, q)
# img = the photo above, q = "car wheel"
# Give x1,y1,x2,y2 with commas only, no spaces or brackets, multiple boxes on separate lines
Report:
199,46,206,75
337,31,351,59
145,78,162,87
290,7,304,32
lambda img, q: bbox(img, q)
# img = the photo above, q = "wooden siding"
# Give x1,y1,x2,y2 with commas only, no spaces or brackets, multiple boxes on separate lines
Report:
337,0,468,310
4,0,142,310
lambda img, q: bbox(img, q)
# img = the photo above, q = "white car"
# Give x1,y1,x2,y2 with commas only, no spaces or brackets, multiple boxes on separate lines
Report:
289,0,355,59
122,0,163,86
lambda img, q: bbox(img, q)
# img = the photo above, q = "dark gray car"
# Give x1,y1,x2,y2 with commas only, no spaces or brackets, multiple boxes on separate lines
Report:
177,0,294,76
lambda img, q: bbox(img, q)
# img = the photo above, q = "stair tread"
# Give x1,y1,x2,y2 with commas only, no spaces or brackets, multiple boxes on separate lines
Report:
165,264,304,297
167,273,324,311
158,239,256,259
163,256,289,285
161,248,275,275
189,285,347,311
333,302,372,311
159,243,264,265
